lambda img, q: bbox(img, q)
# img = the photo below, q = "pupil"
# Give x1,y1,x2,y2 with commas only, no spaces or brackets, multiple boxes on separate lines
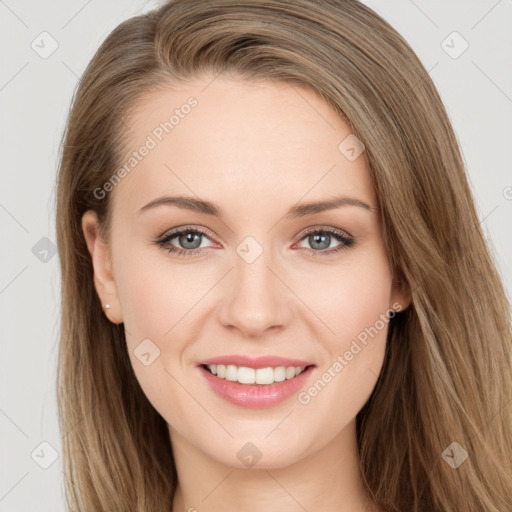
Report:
311,233,329,250
181,232,201,249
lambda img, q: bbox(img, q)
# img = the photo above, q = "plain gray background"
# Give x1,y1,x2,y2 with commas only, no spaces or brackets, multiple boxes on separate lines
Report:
1,1,511,510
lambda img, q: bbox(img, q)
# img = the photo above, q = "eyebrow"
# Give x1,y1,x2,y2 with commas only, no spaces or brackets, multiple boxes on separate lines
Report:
138,194,374,218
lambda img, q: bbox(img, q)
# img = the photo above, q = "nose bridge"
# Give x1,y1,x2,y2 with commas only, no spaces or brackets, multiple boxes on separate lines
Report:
218,240,290,336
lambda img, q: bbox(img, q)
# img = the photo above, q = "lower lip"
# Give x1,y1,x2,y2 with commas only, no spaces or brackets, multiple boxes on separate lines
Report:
198,365,315,409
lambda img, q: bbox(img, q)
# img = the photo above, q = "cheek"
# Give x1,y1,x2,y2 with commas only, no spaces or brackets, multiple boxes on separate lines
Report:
116,265,168,339
306,245,392,344
113,238,198,341
112,249,198,424
113,243,211,394
300,249,392,423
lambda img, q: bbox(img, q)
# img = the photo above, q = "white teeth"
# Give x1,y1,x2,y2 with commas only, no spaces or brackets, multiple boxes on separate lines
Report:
274,366,286,382
256,367,274,385
225,365,238,382
238,367,255,384
206,364,307,385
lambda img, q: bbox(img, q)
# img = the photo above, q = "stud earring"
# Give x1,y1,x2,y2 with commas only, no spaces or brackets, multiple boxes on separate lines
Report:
103,304,111,310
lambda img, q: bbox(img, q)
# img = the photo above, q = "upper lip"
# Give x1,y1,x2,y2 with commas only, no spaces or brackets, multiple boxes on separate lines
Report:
197,354,315,369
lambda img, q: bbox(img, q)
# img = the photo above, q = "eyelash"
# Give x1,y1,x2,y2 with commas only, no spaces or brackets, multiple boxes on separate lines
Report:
156,225,355,258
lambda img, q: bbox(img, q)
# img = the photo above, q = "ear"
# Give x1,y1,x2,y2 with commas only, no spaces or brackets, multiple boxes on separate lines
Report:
81,210,123,324
389,273,412,314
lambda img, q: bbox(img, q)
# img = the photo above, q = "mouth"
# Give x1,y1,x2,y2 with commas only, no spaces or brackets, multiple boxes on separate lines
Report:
200,363,315,386
198,363,317,409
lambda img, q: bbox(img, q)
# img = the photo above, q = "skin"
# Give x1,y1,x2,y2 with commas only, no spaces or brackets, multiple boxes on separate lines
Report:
82,74,410,512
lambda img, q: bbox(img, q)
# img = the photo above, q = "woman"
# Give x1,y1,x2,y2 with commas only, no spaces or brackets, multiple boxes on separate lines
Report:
55,1,512,510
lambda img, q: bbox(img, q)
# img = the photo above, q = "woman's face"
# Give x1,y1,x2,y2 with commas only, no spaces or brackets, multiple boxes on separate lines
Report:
83,75,409,468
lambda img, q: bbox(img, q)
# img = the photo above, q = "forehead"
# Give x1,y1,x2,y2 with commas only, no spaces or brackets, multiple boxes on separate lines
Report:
111,75,376,217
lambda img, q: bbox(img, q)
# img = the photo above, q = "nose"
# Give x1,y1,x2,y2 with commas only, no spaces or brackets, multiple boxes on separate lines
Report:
217,251,293,338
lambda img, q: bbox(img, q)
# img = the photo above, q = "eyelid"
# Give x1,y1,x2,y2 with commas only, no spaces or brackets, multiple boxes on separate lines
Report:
294,224,354,241
156,225,217,246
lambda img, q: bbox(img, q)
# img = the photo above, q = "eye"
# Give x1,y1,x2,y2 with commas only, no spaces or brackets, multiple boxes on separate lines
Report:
295,227,355,256
156,225,355,258
157,226,214,257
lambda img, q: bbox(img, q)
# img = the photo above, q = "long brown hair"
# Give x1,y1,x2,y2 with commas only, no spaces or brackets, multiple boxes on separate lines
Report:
55,1,512,510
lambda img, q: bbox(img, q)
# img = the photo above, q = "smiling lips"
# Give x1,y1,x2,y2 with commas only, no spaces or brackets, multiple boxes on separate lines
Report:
198,354,314,385
197,354,316,408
